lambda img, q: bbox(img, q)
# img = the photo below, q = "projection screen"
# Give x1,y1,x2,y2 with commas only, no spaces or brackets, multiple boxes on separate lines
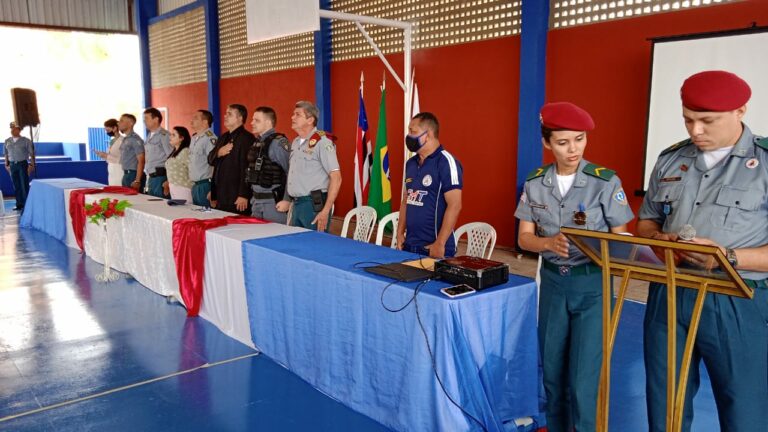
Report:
643,29,768,191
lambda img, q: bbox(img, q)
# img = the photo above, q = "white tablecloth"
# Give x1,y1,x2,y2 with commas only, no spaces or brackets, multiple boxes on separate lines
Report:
202,224,307,347
83,194,232,301
79,192,302,348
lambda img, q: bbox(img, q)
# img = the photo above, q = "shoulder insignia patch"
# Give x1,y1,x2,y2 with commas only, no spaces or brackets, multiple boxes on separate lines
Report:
660,138,692,156
526,164,551,182
754,136,768,151
312,130,338,144
583,163,616,181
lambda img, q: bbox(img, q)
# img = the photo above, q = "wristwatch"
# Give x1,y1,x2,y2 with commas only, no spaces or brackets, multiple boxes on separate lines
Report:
725,248,738,268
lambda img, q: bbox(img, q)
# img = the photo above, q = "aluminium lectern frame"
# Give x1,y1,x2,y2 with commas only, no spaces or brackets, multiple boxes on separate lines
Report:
559,227,753,432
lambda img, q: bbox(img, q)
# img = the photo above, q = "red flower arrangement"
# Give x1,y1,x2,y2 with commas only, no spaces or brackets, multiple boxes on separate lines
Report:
84,198,132,224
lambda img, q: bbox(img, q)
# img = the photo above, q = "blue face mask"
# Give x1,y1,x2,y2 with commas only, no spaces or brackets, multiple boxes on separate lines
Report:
405,131,427,152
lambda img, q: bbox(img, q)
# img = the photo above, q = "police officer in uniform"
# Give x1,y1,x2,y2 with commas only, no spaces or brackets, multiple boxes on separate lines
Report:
638,71,768,432
188,109,216,207
277,101,341,232
247,106,290,223
4,122,35,211
143,107,173,197
118,114,146,192
396,112,463,258
514,102,634,432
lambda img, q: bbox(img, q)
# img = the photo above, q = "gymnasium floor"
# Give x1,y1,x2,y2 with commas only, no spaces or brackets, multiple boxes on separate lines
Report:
0,200,719,431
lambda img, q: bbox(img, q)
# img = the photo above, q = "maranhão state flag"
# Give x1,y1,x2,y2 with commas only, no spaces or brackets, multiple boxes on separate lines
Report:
353,72,372,207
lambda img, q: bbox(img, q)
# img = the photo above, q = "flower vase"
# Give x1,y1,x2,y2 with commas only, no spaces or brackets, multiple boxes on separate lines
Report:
95,220,120,282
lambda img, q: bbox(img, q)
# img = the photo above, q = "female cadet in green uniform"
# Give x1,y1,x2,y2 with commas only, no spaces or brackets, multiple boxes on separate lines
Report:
514,102,634,432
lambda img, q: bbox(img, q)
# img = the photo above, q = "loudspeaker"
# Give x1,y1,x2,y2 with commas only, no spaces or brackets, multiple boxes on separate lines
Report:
11,88,40,128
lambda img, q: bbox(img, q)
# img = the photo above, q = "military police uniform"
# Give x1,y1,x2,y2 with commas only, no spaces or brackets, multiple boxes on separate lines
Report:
402,146,463,257
189,128,217,206
640,71,768,432
286,128,339,231
248,128,290,223
514,103,634,432
120,131,145,190
144,128,173,197
4,124,35,210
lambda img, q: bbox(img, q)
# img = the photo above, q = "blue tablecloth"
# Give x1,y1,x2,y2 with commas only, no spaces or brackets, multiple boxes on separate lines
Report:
242,231,538,432
19,178,103,242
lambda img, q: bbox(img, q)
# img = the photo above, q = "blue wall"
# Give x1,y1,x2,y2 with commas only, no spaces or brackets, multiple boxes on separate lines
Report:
1,161,108,197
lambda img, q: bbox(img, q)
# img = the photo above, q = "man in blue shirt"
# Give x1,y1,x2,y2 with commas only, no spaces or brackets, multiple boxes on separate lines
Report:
396,112,463,258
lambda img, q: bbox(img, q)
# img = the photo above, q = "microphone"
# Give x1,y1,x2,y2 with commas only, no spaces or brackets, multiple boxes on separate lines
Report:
678,224,696,241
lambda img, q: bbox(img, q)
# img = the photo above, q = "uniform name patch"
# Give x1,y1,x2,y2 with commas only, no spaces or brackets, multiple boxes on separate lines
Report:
660,176,682,183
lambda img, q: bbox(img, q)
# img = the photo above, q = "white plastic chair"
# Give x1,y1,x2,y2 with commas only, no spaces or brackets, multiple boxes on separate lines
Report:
340,206,377,242
374,211,400,248
453,222,497,259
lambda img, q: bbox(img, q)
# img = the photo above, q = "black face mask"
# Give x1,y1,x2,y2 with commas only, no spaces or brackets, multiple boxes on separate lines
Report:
405,132,426,152
106,131,115,137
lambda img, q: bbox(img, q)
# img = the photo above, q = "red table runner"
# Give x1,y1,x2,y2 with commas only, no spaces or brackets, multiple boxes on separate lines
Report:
172,216,269,316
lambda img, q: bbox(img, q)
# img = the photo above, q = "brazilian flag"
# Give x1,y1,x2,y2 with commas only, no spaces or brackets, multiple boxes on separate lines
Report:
368,85,391,220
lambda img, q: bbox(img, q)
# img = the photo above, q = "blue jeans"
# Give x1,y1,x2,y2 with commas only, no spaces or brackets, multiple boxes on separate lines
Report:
9,161,30,208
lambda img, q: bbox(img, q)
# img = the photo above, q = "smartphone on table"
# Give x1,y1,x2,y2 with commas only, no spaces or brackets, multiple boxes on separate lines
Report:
440,284,476,298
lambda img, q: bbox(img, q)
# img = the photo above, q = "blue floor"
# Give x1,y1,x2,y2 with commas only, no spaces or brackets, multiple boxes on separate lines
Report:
0,204,390,432
0,198,719,431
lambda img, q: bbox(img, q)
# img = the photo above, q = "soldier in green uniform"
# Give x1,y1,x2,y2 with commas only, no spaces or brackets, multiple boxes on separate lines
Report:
515,102,634,432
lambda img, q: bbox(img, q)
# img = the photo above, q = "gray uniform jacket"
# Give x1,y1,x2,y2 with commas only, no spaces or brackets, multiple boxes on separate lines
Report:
144,128,173,175
189,129,217,182
639,124,768,280
515,159,634,266
120,131,145,171
286,129,339,198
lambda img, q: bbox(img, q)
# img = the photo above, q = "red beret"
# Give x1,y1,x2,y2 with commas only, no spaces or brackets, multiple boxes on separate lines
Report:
680,70,751,112
540,102,595,131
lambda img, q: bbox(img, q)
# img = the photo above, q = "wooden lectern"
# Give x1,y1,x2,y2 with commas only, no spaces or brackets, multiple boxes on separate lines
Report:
560,227,753,432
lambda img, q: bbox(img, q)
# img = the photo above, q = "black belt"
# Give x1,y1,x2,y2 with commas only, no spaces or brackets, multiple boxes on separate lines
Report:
252,192,274,200
148,172,164,178
541,260,600,277
9,160,28,164
123,169,137,174
193,179,210,186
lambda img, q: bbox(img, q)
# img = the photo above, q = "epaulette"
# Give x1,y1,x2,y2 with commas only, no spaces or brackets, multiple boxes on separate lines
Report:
660,138,692,156
525,164,551,181
159,129,168,136
308,130,337,148
205,130,214,137
583,163,616,181
754,136,768,151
